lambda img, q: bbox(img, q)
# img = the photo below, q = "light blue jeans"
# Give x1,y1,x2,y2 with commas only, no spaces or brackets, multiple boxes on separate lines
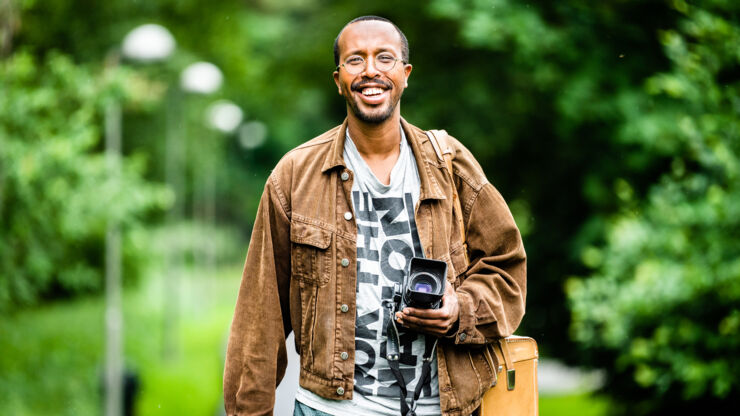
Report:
293,400,333,416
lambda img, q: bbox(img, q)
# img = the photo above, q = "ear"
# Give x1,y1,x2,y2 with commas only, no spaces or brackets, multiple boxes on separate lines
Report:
403,64,413,88
333,70,342,95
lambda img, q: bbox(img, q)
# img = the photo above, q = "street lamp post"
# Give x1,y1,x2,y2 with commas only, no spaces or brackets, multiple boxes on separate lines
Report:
103,68,123,416
179,62,223,276
204,99,243,267
105,23,174,416
203,100,243,269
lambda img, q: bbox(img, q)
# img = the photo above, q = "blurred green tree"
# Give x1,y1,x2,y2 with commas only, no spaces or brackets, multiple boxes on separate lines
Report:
568,1,740,413
0,51,171,311
424,0,683,360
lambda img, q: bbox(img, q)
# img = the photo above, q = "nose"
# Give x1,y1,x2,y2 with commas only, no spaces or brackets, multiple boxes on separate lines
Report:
362,56,381,78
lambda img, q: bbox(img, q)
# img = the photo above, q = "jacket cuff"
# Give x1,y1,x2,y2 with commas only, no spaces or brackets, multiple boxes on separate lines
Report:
450,291,484,344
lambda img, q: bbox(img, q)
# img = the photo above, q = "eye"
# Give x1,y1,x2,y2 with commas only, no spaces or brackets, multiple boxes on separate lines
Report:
378,54,395,63
346,56,364,65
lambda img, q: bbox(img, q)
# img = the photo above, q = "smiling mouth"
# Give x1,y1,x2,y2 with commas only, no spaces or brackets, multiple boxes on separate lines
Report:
352,84,390,105
361,87,385,96
352,79,392,98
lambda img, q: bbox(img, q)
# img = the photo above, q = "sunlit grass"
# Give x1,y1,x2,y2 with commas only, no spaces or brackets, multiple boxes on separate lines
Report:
0,264,243,416
129,264,242,416
0,296,104,415
540,392,610,415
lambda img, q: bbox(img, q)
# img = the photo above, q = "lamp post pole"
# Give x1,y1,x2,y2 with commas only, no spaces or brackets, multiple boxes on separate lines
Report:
104,55,123,416
104,24,174,416
204,100,243,271
161,84,185,360
180,62,224,275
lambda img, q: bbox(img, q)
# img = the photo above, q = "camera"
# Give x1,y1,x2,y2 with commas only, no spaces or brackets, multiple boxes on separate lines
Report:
394,257,447,311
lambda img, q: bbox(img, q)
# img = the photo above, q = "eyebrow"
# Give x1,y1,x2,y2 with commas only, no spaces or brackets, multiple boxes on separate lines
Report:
344,46,396,57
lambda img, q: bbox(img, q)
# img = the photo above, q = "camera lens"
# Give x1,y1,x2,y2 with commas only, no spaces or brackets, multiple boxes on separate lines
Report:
409,272,439,293
413,282,433,293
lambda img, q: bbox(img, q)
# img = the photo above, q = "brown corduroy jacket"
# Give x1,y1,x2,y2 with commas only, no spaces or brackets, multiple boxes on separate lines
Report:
223,118,527,416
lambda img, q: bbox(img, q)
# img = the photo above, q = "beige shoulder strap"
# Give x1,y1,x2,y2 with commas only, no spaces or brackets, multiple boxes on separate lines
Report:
425,130,469,266
426,129,454,167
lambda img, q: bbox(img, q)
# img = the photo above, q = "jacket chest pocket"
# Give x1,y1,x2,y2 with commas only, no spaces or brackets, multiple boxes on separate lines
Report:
290,220,333,286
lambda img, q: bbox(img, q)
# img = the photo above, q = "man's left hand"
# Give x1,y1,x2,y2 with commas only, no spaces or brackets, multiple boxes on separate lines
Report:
395,281,460,337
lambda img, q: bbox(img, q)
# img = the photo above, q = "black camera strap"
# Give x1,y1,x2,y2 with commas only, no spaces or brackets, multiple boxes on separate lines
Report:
385,302,438,416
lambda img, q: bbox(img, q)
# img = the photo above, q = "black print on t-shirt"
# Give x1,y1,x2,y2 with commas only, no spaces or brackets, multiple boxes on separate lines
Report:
354,191,378,221
380,239,413,284
357,224,379,262
372,197,410,236
353,190,429,398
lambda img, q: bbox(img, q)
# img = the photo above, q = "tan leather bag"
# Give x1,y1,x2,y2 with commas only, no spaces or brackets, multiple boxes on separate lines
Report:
480,336,539,415
426,130,539,416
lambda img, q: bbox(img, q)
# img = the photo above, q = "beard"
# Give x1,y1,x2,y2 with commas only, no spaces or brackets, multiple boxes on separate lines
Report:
341,79,402,124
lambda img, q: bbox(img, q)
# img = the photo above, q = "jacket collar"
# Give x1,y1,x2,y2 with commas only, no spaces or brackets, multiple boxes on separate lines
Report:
321,117,446,201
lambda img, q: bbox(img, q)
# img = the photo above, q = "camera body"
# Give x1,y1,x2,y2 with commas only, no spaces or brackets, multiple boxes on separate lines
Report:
393,257,447,312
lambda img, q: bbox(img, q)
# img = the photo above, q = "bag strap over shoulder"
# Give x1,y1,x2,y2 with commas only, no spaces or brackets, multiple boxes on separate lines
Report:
426,129,454,170
425,130,469,266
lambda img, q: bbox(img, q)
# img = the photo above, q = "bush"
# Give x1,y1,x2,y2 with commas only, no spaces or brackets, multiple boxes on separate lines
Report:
0,51,171,312
567,2,740,413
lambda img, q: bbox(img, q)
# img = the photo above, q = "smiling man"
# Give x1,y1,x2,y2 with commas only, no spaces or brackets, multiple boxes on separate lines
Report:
223,16,527,416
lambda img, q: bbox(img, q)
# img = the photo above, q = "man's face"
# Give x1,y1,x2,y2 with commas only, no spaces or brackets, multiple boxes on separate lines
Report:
333,21,412,124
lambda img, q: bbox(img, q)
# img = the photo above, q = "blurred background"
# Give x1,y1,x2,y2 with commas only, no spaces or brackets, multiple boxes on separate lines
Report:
1,0,738,415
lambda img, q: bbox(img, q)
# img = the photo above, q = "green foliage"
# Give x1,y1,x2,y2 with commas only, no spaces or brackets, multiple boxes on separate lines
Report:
426,0,678,361
0,265,240,416
567,1,740,413
0,51,171,311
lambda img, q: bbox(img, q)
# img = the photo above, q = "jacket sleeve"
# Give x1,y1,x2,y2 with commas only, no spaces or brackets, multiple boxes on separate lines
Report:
453,182,527,344
445,138,527,345
223,174,292,416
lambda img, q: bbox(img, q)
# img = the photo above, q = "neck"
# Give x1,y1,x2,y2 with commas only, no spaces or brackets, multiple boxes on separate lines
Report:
346,111,402,158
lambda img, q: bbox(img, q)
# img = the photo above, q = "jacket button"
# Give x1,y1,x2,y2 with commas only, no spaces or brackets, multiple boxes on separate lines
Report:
340,352,349,360
341,172,350,181
336,387,345,395
341,258,350,267
340,304,349,313
344,212,353,221
459,332,467,342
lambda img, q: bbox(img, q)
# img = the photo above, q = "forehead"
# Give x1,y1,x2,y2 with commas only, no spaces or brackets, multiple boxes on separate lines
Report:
337,20,403,57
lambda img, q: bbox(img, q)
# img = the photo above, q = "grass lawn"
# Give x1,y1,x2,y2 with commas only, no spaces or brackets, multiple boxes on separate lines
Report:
0,264,243,416
540,393,610,415
0,295,106,415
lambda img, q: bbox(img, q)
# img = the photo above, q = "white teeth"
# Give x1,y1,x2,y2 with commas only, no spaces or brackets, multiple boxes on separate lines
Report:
361,87,384,96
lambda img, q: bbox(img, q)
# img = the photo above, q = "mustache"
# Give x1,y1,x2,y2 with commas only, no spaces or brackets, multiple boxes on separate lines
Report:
351,79,392,91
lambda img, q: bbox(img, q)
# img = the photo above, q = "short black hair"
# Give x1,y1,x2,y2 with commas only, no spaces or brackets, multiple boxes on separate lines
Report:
333,16,409,67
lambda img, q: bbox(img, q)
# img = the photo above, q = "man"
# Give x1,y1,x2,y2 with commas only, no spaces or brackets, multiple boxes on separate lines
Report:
223,16,526,416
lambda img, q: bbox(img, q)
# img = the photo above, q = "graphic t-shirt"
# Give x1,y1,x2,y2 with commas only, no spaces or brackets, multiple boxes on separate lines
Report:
295,127,441,415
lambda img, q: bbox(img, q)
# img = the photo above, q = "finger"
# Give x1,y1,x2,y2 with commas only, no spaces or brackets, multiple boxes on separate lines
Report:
402,307,450,319
401,314,450,330
400,320,446,336
401,313,446,326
